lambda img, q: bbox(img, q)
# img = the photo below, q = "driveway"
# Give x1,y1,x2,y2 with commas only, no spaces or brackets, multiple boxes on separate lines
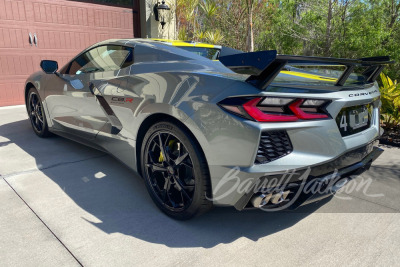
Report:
1,105,399,266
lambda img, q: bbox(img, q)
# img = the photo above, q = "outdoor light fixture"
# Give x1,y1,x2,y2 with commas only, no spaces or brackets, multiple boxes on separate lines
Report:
154,1,170,29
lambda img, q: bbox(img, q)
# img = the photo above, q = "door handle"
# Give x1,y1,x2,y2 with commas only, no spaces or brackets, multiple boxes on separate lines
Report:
29,32,33,46
33,33,38,47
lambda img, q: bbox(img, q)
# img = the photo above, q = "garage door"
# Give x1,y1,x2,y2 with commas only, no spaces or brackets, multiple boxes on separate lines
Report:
0,0,138,107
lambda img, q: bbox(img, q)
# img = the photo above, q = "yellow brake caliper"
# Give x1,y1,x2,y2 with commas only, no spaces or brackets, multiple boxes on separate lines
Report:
159,140,176,162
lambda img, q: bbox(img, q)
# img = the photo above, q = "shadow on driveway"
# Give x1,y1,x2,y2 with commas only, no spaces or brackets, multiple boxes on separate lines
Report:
1,118,397,248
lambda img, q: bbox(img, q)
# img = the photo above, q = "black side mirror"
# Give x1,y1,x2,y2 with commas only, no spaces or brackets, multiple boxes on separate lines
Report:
40,60,58,74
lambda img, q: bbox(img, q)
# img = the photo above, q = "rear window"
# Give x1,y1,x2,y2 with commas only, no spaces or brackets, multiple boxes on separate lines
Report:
273,65,366,86
176,46,220,60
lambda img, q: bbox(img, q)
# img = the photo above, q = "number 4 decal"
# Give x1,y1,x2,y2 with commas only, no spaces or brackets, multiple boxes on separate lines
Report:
340,112,348,132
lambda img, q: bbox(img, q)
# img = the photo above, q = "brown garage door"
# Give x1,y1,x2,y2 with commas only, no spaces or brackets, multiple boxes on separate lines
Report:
0,0,138,107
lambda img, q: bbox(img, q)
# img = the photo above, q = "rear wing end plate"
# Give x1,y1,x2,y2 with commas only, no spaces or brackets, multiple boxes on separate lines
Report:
218,50,394,90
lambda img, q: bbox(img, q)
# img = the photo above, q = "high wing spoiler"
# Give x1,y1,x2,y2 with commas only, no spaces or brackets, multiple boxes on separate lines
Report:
218,50,395,89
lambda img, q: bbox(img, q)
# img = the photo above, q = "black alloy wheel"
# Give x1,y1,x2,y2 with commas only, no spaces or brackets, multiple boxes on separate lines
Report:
27,87,52,137
141,121,212,220
145,131,195,211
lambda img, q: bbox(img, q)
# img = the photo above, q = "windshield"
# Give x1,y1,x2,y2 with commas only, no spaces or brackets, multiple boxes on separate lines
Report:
176,46,220,60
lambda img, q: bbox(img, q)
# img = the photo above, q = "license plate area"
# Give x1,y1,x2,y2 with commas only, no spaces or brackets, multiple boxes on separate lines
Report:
336,104,373,137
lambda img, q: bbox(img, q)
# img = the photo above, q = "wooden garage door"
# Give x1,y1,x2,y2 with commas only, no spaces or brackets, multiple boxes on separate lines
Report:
0,0,138,107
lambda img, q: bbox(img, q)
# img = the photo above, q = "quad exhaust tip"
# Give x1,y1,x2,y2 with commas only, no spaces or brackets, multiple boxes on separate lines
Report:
251,190,290,208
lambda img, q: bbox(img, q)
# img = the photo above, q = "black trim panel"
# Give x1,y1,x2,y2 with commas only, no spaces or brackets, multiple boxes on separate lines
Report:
234,141,382,210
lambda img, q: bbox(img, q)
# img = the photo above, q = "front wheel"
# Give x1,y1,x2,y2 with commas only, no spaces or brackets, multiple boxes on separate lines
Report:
141,121,212,220
26,87,52,138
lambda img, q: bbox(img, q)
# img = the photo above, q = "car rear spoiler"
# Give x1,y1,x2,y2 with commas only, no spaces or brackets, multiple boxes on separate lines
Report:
219,46,244,57
218,50,395,89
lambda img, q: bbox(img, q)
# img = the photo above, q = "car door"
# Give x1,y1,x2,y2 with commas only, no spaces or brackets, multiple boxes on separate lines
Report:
45,45,134,140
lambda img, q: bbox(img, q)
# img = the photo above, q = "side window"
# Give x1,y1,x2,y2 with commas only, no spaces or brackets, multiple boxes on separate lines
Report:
62,45,133,75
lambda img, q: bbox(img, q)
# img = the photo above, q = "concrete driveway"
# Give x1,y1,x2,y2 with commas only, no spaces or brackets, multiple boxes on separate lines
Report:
1,106,399,266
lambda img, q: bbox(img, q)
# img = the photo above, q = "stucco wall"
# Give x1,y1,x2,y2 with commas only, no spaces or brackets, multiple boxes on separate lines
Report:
140,0,176,39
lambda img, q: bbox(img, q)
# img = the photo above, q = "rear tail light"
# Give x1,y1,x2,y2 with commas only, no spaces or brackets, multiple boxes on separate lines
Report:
289,99,330,120
219,96,330,122
243,98,298,122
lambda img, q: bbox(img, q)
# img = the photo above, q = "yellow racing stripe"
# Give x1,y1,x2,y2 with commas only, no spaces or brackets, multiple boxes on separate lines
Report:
280,70,337,82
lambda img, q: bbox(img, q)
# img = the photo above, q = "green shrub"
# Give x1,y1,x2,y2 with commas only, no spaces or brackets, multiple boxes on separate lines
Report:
379,73,400,128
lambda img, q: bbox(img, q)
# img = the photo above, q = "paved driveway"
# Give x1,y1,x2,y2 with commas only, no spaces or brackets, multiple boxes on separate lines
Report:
1,106,399,266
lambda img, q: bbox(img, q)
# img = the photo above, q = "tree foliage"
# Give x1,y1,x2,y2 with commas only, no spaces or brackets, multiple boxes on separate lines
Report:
176,0,400,80
176,0,275,47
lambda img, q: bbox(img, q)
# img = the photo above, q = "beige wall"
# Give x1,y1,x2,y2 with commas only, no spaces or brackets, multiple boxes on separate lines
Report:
140,0,176,39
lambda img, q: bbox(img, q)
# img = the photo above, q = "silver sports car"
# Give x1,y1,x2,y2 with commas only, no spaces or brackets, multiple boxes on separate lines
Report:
25,39,393,219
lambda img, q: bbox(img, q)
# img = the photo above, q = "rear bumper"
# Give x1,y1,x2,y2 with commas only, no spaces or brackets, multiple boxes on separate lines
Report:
233,140,383,210
288,145,383,209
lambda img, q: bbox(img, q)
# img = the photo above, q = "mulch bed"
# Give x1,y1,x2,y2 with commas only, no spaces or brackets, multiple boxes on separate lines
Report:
379,125,400,147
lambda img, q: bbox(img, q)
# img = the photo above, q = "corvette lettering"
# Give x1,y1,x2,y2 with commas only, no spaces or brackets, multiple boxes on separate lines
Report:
349,89,378,97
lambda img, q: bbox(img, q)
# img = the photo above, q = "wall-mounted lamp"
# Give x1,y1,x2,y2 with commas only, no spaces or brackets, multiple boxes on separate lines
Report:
154,1,170,29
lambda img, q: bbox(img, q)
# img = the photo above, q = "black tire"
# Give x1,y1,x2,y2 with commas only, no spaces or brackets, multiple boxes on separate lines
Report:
26,87,52,138
141,121,212,220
